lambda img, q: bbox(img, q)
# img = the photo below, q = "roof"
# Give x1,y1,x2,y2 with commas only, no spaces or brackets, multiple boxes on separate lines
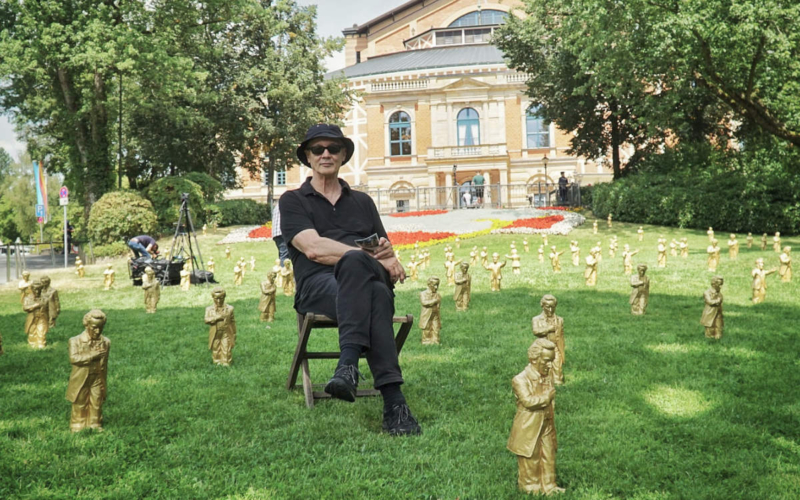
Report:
327,45,507,80
342,0,428,35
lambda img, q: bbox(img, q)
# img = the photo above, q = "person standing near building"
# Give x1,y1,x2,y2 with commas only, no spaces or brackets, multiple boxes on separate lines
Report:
558,172,569,204
472,171,485,206
271,202,288,265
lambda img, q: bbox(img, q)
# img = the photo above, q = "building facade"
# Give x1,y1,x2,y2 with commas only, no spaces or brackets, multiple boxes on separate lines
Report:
227,0,613,211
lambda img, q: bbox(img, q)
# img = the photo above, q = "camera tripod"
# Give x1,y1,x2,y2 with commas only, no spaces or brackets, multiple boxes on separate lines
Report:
163,194,210,286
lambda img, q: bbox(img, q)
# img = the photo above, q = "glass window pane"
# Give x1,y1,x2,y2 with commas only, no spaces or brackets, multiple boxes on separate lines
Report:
401,142,411,156
391,143,400,156
390,127,400,141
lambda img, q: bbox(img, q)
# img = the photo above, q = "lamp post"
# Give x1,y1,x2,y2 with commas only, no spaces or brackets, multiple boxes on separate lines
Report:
452,164,458,209
542,155,549,206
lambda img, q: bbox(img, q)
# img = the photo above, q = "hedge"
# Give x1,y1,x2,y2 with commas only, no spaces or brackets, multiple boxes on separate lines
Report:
205,199,271,227
87,191,159,246
145,177,206,231
184,172,225,203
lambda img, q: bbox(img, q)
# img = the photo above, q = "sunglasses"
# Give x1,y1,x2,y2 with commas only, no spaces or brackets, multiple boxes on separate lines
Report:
307,144,343,156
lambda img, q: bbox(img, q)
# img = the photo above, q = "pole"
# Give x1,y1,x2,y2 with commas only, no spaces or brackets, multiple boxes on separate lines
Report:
64,205,68,268
49,236,55,266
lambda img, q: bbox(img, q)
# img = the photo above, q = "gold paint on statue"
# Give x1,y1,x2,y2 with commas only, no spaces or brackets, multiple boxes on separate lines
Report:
657,237,667,268
630,264,650,315
592,220,598,234
250,256,256,272
444,254,462,285
179,262,192,291
592,241,603,263
225,246,231,259
142,266,161,313
41,276,60,328
541,233,549,248
746,233,753,249
638,226,644,241
18,270,32,304
570,241,580,267
75,258,85,278
407,256,419,282
281,260,295,296
507,338,563,496
259,272,278,322
779,246,792,282
238,257,247,278
103,264,115,290
670,238,678,257
233,263,243,286
761,233,768,250
549,246,565,273
202,224,207,236
273,258,284,287
707,239,721,272
609,236,618,258
531,295,565,385
524,239,530,252
538,245,544,263
481,247,489,266
484,253,507,291
470,246,479,266
680,238,689,258
207,257,215,273
424,249,431,268
66,310,110,432
707,227,714,242
420,277,441,344
455,237,461,249
622,245,639,275
206,287,236,366
454,263,471,312
506,248,522,275
23,280,49,348
701,277,724,339
607,214,613,228
584,249,599,286
773,232,781,253
727,234,739,260
751,258,777,304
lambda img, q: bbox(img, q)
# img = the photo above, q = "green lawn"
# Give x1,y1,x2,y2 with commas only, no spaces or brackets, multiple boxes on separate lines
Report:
1,221,799,499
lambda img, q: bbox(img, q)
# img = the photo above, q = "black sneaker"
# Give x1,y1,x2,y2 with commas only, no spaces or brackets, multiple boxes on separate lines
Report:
324,364,362,402
382,403,422,436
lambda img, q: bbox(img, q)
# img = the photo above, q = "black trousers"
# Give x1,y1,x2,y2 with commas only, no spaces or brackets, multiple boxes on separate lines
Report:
295,250,403,388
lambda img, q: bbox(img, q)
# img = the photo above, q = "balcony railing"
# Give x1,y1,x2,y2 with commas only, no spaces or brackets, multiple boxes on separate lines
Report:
370,80,429,92
428,144,507,159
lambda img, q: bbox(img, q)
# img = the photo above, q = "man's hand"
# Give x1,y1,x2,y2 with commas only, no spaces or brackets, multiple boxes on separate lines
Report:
378,255,406,284
546,388,556,403
368,237,395,260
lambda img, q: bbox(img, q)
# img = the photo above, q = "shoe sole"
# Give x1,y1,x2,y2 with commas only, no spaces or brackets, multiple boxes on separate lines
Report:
324,378,356,402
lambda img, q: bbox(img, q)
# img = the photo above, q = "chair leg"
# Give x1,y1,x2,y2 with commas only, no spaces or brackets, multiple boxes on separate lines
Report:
395,314,414,354
287,313,314,390
301,358,314,408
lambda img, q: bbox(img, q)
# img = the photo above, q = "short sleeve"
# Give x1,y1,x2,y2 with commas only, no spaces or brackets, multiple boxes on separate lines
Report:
279,191,315,245
366,195,388,239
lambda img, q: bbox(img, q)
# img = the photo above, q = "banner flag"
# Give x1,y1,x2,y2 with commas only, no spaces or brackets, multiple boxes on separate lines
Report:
33,160,49,223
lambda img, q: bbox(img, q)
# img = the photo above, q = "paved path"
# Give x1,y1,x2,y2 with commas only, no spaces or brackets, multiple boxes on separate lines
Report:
0,252,78,285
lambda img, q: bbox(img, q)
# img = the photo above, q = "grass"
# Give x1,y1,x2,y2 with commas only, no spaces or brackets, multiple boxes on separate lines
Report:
1,220,799,499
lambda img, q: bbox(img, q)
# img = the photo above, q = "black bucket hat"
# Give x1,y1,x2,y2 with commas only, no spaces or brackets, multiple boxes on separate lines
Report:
296,124,355,167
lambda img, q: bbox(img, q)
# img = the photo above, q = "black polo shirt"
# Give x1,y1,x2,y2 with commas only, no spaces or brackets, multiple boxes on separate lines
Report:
279,177,388,291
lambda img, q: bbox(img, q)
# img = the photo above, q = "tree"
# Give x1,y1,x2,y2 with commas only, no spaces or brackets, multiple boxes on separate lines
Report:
0,152,61,243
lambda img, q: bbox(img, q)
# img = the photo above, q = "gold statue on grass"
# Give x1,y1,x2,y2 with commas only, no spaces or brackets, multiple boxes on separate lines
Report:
531,294,564,385
142,266,160,314
751,258,777,304
538,245,544,263
23,280,49,349
103,264,115,290
773,232,781,253
746,233,753,249
259,271,278,322
669,238,678,257
202,224,207,236
680,238,689,259
701,276,724,339
238,257,247,278
75,258,85,278
592,220,598,234
41,276,60,328
444,254,462,285
506,249,522,275
66,309,111,432
761,233,768,250
629,264,650,316
622,245,639,275
779,246,792,282
282,260,295,296
407,256,419,282
607,214,613,228
481,247,489,267
584,249,599,286
454,262,471,312
570,241,580,267
728,234,739,260
207,257,215,273
455,237,461,249
272,258,284,287
707,227,715,242
549,246,565,274
657,237,667,268
180,262,191,291
250,256,256,272
233,263,243,286
484,253,507,291
707,238,721,272
524,239,530,253
420,277,442,345
541,233,549,248
225,246,231,259
18,270,32,304
609,236,618,258
638,226,644,242
470,246,479,266
507,338,564,496
205,287,236,366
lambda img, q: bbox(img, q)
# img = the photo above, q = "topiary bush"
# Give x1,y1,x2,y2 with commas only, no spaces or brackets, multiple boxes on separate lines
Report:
145,177,206,231
205,199,270,227
87,191,159,246
184,172,225,203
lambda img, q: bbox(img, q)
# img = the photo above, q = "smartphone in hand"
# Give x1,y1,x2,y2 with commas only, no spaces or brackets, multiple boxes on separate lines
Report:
354,233,380,251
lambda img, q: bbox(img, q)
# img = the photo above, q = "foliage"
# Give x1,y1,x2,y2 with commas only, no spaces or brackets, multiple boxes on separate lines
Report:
184,172,225,203
0,152,61,243
145,177,205,232
87,191,158,246
579,185,593,211
92,241,129,258
205,199,270,227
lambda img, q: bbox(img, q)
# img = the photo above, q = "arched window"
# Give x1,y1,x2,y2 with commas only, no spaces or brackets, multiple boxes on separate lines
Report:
526,107,550,149
457,108,480,146
389,111,412,156
449,10,508,27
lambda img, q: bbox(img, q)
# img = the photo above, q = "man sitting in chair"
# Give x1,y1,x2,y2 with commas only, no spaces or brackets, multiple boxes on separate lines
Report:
279,124,421,436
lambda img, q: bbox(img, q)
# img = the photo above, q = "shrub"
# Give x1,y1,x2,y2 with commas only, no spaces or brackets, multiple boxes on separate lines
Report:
87,191,159,246
184,172,225,202
93,241,129,258
579,185,593,210
145,177,205,231
205,199,270,227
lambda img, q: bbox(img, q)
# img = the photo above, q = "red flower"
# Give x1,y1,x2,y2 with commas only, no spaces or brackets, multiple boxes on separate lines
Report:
505,215,564,229
248,226,273,239
388,209,448,218
387,231,456,245
539,206,568,211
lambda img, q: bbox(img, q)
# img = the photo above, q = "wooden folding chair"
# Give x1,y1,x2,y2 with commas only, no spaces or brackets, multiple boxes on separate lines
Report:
286,312,414,408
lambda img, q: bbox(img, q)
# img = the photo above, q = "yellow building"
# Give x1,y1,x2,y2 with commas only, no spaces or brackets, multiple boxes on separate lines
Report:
228,0,612,211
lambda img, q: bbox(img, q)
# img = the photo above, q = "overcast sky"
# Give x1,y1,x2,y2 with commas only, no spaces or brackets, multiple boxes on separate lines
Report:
0,0,408,159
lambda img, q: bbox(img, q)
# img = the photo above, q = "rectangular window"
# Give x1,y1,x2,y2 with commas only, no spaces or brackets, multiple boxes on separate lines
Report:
276,171,286,185
436,30,463,46
464,28,491,44
526,112,550,149
389,123,412,156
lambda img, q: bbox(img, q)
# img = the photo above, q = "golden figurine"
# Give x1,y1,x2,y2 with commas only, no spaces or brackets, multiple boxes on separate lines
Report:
238,257,247,278
584,249,599,286
40,276,60,328
484,253,507,291
570,240,580,267
507,338,563,496
761,233,768,251
524,239,530,252
444,245,453,261
707,227,714,242
259,271,278,322
622,244,639,275
233,263,243,286
593,241,603,263
779,246,792,282
773,231,781,253
506,249,522,275
23,280,49,349
680,237,689,258
18,270,32,304
707,238,721,272
669,238,678,257
413,242,420,255
454,262,472,312
751,258,777,304
207,257,215,273
728,234,739,260
541,233,549,248
205,287,237,366
102,264,115,290
75,258,85,278
281,260,295,296
538,245,544,263
510,240,517,253
418,250,427,270
607,213,613,228
592,220,598,234
470,246,479,266
202,224,207,236
608,236,618,259
419,277,442,345
444,254,462,285
142,266,161,314
407,256,419,282
531,294,565,385
657,238,667,268
549,246,565,274
225,246,231,259
180,262,191,291
66,309,111,432
455,237,461,249
637,226,644,242
272,258,284,288
250,256,256,272
481,246,489,266
746,233,753,249
701,276,724,339
424,249,431,268
629,264,650,316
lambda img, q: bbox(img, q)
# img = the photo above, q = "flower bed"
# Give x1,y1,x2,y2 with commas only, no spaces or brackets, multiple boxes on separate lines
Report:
493,211,585,236
388,231,457,247
504,215,565,229
538,206,568,211
389,209,448,218
247,222,272,239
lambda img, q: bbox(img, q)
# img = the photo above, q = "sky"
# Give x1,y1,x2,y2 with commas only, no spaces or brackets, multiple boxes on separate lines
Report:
0,0,409,160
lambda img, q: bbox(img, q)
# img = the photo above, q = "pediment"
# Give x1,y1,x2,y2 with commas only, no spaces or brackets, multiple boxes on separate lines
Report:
440,77,492,91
